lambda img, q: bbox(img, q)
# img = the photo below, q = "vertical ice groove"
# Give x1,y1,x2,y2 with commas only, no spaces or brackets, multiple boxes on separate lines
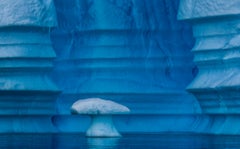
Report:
51,0,198,119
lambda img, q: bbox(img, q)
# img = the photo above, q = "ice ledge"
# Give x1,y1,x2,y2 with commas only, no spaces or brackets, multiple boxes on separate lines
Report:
0,0,57,27
178,0,240,20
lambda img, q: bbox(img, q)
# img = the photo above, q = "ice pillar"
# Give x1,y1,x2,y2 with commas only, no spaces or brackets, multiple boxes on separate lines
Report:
178,0,240,113
0,0,59,132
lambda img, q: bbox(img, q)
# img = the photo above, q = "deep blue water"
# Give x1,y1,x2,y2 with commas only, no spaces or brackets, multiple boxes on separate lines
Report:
0,133,239,149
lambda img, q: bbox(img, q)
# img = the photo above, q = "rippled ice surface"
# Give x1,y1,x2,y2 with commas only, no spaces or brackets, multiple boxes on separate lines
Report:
0,133,239,149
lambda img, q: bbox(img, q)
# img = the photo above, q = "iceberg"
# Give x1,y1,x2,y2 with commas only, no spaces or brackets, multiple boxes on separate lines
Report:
71,98,130,137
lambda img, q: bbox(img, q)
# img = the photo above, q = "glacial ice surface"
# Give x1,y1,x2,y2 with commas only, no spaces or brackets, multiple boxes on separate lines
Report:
178,0,240,20
0,0,57,26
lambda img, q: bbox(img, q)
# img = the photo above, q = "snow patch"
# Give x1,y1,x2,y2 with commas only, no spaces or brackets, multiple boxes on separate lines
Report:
71,98,130,115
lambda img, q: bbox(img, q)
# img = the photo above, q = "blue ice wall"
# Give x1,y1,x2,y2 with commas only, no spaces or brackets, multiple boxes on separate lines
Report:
0,0,59,132
177,0,240,135
50,0,200,132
